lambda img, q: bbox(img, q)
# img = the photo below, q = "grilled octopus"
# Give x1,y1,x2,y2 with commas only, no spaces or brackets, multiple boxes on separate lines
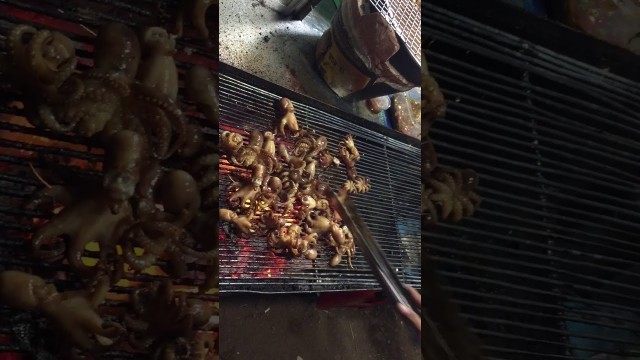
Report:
221,121,368,268
421,50,481,226
26,185,133,277
5,25,77,97
7,20,220,359
175,0,218,46
0,271,123,353
275,98,300,137
124,280,216,351
427,168,481,222
103,129,146,214
186,65,219,128
138,27,179,101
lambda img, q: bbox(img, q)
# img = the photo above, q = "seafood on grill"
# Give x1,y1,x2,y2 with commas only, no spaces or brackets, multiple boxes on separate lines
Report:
304,212,332,236
338,134,370,194
5,20,220,359
156,169,202,226
25,185,133,276
421,51,481,226
93,22,142,82
343,176,371,194
220,111,369,268
186,65,219,127
151,331,218,360
4,25,77,96
220,208,253,234
174,0,218,46
221,130,244,154
124,280,217,351
0,271,123,353
268,225,318,260
327,224,356,268
138,27,179,100
422,52,446,130
103,129,147,214
180,122,205,158
121,221,213,277
4,23,187,162
275,97,300,137
427,168,481,222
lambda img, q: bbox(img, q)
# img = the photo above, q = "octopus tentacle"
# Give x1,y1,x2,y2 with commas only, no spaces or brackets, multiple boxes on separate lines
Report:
122,225,170,272
166,250,188,278
27,30,77,88
199,261,219,294
180,123,203,158
139,106,171,159
192,0,215,45
31,226,67,260
132,83,186,157
50,76,86,105
124,313,148,332
6,25,36,65
67,238,94,275
122,240,160,272
35,101,79,132
84,71,130,98
192,153,218,189
25,185,74,212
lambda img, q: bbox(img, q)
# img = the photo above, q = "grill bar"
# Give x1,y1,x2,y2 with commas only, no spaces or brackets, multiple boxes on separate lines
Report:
218,65,420,293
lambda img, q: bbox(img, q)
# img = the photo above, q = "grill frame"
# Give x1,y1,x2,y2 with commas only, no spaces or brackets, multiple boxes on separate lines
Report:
368,0,421,65
218,63,421,294
423,2,640,359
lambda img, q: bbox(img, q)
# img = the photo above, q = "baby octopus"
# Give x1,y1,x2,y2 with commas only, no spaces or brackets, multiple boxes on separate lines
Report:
31,23,139,137
175,0,218,46
137,27,179,101
275,98,300,137
124,280,215,351
186,65,219,128
26,185,133,277
5,25,77,97
221,123,371,268
428,168,481,222
0,271,123,353
121,220,212,277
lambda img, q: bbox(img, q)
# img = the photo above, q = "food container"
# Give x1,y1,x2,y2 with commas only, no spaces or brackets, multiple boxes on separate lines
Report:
366,95,391,114
315,0,420,101
391,88,421,139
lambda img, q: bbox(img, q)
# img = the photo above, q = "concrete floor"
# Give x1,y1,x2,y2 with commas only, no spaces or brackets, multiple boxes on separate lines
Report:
219,293,422,360
219,0,388,126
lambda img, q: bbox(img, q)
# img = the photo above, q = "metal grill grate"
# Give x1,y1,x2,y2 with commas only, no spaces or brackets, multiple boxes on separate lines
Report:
369,0,421,65
218,66,421,293
0,1,218,358
424,2,640,359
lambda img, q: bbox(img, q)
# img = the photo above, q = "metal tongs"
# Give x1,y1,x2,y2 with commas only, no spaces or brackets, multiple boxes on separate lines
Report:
328,189,458,358
326,189,422,316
